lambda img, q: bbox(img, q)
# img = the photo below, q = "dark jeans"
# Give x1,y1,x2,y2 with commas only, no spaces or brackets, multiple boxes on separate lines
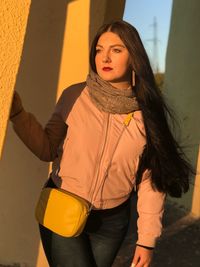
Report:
39,192,130,267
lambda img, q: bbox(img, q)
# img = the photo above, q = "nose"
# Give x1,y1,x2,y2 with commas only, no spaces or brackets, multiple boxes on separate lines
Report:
102,51,111,63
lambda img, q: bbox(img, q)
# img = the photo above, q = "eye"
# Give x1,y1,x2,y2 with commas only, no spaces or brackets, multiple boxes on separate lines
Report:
95,48,102,54
113,48,122,53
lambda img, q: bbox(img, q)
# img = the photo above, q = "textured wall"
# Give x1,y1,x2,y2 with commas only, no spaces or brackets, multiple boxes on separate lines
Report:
0,0,125,266
164,0,200,215
0,0,31,158
0,1,70,266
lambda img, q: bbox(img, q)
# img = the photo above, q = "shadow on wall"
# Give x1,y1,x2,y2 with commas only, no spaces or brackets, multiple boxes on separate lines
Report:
0,0,75,266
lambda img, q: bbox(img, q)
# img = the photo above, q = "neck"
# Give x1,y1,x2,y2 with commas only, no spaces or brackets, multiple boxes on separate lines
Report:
86,72,139,114
109,81,131,90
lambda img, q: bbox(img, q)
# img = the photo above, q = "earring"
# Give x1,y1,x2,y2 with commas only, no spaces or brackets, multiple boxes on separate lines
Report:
132,70,135,87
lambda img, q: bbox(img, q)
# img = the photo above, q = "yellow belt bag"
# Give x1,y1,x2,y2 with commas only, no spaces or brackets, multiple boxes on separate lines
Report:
35,188,90,237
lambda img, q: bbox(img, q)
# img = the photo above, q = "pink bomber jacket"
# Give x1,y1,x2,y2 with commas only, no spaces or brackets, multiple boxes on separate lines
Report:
11,82,166,247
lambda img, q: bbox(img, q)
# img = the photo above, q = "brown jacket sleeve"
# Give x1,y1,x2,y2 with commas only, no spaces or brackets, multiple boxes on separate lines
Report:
10,83,86,161
10,106,67,162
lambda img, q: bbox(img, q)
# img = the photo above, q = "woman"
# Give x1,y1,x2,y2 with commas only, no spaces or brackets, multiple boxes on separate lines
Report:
10,20,192,267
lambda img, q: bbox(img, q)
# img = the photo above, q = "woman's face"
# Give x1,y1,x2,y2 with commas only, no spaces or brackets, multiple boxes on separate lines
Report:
95,31,131,89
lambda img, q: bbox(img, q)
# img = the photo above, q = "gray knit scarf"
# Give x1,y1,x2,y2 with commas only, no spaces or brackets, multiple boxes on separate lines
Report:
86,71,139,114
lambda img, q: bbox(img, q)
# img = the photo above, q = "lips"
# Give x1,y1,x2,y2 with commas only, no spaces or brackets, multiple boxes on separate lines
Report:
102,67,113,71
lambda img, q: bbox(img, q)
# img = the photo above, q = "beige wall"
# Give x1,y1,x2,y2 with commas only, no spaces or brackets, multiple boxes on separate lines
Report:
0,0,31,158
0,0,125,266
164,0,200,215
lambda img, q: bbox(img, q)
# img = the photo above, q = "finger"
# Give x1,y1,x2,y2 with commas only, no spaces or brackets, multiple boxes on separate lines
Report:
138,262,150,267
135,260,145,267
132,253,140,265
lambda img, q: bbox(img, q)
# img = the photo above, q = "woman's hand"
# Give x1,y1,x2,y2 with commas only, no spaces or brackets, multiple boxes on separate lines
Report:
10,91,23,118
130,245,153,267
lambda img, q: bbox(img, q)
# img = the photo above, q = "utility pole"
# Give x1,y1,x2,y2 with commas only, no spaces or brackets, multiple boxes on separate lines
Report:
146,16,160,73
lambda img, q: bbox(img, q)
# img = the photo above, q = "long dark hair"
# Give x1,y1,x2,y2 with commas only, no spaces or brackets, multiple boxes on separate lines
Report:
90,20,194,197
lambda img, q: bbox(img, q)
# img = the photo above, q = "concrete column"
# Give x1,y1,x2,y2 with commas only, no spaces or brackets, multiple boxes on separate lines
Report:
0,0,125,266
0,1,69,266
164,0,200,215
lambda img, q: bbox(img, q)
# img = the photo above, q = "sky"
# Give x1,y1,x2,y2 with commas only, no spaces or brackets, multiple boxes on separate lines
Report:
123,0,173,72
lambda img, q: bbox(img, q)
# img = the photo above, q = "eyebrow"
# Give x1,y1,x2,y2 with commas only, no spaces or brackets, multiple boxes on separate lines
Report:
96,44,126,48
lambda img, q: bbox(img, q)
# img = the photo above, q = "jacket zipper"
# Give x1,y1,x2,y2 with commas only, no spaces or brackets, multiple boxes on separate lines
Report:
98,113,134,209
90,112,134,209
89,113,110,209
